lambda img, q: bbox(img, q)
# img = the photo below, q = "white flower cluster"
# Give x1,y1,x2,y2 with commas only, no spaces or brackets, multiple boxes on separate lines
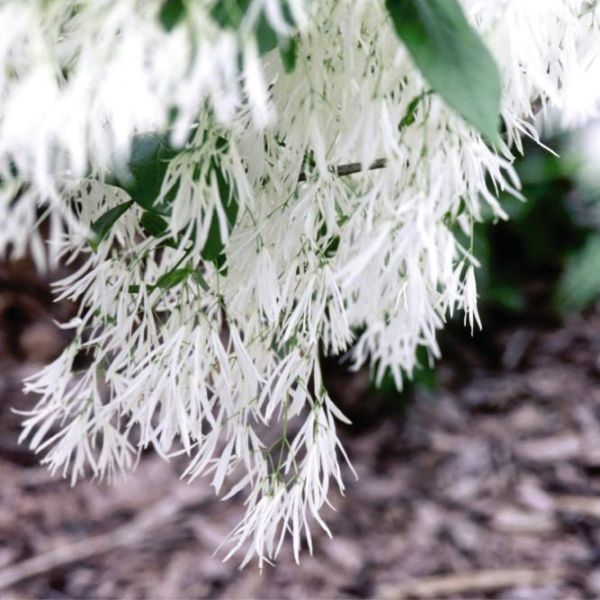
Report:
3,0,600,566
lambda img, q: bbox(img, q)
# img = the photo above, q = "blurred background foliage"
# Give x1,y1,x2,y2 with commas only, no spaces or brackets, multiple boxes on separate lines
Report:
478,132,600,320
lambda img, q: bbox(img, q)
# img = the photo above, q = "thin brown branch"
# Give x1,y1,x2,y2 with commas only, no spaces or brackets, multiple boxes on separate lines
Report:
298,158,387,182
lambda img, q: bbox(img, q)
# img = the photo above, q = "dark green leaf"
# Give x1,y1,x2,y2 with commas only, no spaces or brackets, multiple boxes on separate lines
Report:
140,211,169,237
155,268,192,290
112,134,178,210
323,235,340,259
158,0,186,32
398,91,432,131
129,268,209,294
385,0,502,145
128,267,211,294
211,0,294,55
140,210,179,249
201,161,239,269
280,37,298,73
90,200,134,251
210,0,249,29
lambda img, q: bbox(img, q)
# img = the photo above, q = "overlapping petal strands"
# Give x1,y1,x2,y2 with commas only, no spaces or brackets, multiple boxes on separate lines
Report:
1,0,599,566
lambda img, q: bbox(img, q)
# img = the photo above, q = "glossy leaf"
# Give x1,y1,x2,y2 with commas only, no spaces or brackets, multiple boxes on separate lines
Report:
385,0,502,145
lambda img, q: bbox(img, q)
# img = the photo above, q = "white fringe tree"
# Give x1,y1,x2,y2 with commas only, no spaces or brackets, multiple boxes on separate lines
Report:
0,0,599,566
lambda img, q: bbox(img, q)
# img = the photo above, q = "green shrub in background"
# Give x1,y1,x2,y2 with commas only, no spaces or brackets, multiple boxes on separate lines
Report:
478,133,600,319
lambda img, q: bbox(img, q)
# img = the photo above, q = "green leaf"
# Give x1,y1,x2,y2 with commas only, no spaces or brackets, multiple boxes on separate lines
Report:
210,0,249,29
140,211,169,237
255,15,279,55
191,269,210,292
201,161,239,270
280,37,298,73
211,0,294,57
89,200,134,251
385,0,502,145
112,134,178,211
158,0,186,32
109,129,238,269
139,210,179,249
129,268,209,294
398,91,432,131
155,268,192,290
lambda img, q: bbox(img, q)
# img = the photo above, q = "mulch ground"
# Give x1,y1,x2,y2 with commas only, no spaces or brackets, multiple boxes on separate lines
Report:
1,261,600,599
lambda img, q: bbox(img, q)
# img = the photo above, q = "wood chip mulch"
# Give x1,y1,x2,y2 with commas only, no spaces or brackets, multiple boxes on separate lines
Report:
1,262,600,599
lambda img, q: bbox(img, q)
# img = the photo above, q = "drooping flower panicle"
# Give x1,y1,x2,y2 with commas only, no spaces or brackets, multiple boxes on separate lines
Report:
2,0,599,566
